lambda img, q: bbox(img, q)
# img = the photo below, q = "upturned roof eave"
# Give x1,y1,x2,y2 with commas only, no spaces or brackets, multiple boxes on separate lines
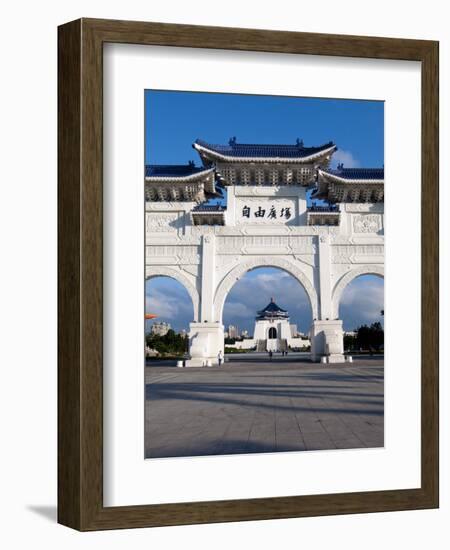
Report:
193,143,337,164
144,166,215,183
318,168,384,185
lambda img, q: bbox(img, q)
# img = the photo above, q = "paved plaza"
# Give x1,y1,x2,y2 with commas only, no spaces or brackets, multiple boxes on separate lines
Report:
145,353,384,459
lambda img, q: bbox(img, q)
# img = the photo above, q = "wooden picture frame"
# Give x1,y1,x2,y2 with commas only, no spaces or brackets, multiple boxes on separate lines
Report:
58,18,439,531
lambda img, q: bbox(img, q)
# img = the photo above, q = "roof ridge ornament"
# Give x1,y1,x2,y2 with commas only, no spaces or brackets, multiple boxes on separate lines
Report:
228,136,237,146
296,138,304,147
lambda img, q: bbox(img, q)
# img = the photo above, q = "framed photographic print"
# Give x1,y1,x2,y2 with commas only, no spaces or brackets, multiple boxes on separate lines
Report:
58,18,439,530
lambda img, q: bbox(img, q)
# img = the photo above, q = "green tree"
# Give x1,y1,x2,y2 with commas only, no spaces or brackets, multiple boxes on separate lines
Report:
146,329,188,356
344,334,357,351
355,322,384,352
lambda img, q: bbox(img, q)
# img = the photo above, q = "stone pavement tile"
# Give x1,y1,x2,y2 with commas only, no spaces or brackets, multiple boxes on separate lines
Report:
307,397,366,446
352,432,384,448
145,359,384,458
328,438,368,450
218,418,254,454
302,432,337,451
275,411,306,451
246,400,277,452
248,420,276,449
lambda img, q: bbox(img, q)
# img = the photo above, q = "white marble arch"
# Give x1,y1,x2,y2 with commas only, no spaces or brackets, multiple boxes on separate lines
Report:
145,265,200,322
213,256,319,323
331,265,384,319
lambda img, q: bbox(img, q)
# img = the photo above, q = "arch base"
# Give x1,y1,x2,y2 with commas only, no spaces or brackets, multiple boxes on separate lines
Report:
185,322,224,367
310,320,346,364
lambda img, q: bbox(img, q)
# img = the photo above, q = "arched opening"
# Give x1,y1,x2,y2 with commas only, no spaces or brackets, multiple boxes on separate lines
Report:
338,273,384,354
222,266,313,355
145,276,194,359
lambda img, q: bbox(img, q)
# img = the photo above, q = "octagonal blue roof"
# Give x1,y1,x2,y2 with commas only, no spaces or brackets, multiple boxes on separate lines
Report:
256,298,289,320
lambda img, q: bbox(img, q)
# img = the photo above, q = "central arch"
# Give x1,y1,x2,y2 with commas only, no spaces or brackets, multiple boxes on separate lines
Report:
268,327,277,339
214,257,318,322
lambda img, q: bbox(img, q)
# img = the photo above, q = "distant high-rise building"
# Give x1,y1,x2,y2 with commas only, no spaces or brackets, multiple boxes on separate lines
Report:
290,324,298,337
151,321,171,336
241,329,249,338
228,324,239,339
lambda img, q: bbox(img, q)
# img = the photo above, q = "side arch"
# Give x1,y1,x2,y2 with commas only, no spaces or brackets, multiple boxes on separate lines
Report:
332,265,384,319
213,256,318,322
145,266,200,322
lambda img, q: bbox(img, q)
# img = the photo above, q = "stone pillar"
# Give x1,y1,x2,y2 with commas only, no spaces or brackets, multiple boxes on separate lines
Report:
186,322,224,367
185,234,224,366
312,234,345,363
310,320,345,363
225,186,237,226
318,235,333,320
296,186,308,226
200,234,215,322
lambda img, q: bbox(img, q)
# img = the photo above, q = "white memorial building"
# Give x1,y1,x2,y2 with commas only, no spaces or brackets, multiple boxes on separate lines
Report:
145,138,384,366
254,298,292,352
225,298,311,352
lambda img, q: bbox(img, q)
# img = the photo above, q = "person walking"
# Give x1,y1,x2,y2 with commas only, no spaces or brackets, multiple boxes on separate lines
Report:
269,350,273,362
217,350,223,366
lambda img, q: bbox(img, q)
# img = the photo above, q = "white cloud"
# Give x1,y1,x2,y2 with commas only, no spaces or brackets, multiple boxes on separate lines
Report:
253,272,289,283
145,293,177,319
331,149,359,169
145,282,194,331
339,277,384,329
223,302,253,319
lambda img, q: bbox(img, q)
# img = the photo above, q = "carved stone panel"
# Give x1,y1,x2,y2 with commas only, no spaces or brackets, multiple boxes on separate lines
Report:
352,214,382,234
332,244,384,263
146,212,181,233
216,235,314,255
146,245,200,265
346,203,384,213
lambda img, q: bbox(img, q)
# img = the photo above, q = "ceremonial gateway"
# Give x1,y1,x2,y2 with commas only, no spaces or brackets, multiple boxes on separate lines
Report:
145,138,384,366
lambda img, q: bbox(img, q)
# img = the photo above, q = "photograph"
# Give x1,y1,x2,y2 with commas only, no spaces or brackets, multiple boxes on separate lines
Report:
55,16,438,530
144,90,385,459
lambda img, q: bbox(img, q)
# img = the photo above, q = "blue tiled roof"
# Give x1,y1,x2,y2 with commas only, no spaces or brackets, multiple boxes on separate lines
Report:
308,205,340,212
324,167,384,180
192,204,226,212
194,138,335,159
145,163,210,178
258,299,287,315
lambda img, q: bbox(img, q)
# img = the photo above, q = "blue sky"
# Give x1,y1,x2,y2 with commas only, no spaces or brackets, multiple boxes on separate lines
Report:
145,90,384,334
145,90,384,167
